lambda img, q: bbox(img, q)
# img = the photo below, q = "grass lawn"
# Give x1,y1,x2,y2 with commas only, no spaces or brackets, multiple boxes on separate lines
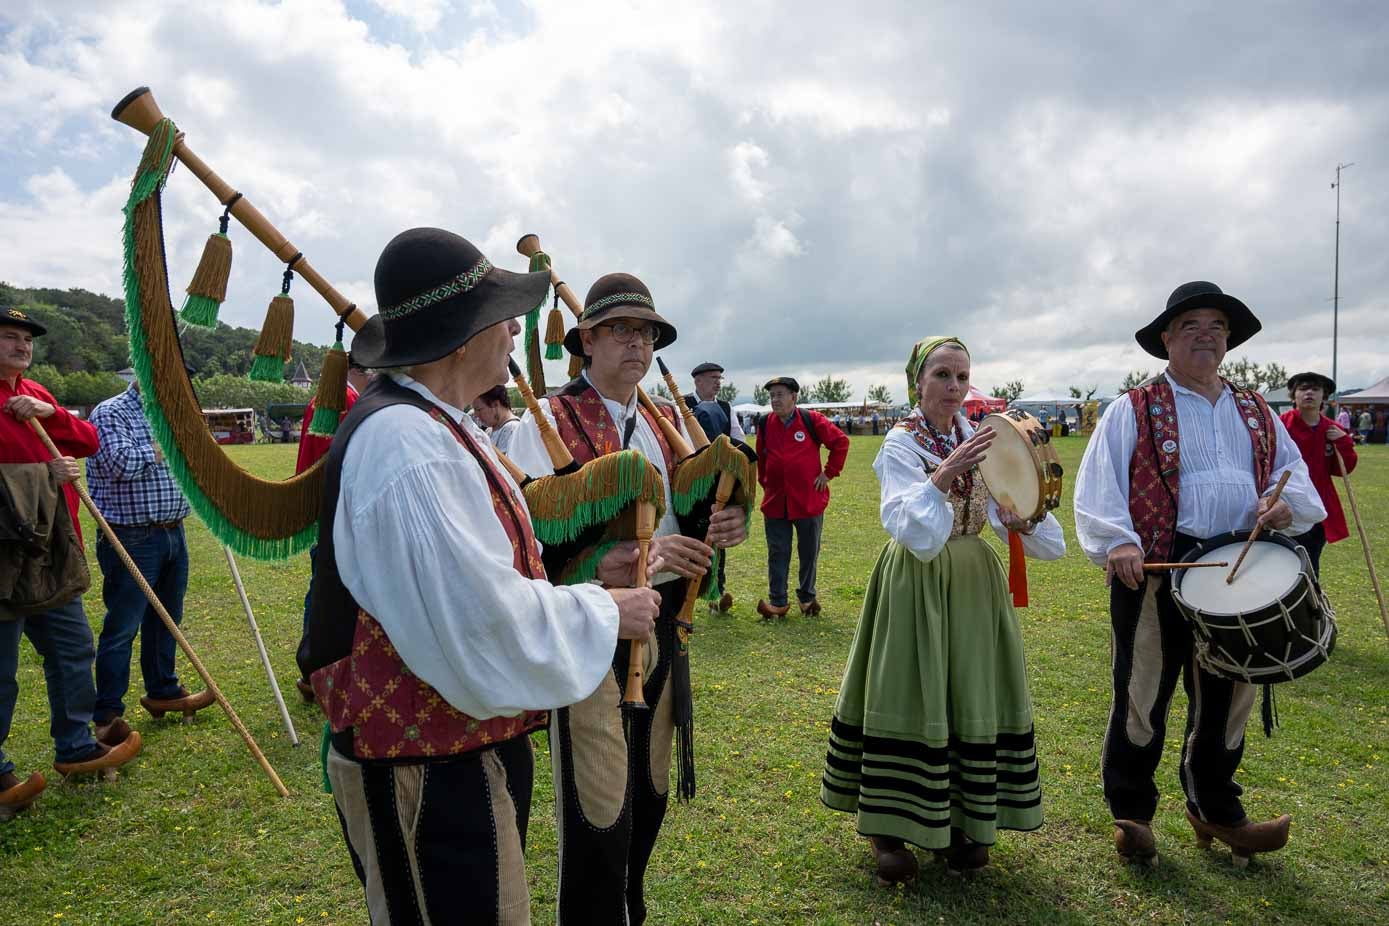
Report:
2,436,1387,925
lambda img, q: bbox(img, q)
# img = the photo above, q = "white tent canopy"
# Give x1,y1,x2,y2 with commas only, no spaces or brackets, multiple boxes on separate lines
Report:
1342,376,1389,404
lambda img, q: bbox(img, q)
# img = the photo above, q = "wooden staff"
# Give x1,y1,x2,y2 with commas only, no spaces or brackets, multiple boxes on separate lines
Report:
1145,561,1229,572
1333,444,1389,640
223,547,298,747
1227,471,1292,584
28,419,288,796
624,502,658,709
657,358,710,451
517,233,583,320
112,87,367,332
508,358,576,472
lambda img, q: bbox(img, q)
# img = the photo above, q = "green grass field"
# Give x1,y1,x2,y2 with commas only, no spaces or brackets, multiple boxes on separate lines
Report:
2,436,1387,925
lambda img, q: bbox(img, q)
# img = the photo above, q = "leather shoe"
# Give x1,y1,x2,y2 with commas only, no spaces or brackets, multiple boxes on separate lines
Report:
54,732,143,780
1114,819,1159,867
943,828,989,876
141,687,215,721
296,678,316,703
0,771,46,820
869,836,918,885
94,716,134,747
799,598,822,617
756,599,789,621
1186,808,1290,867
717,591,734,613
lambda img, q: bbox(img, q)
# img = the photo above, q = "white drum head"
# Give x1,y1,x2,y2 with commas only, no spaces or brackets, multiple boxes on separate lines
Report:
1178,541,1303,614
976,414,1040,518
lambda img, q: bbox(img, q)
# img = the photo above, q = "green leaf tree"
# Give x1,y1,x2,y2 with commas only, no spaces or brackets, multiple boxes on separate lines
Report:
808,376,852,403
867,384,893,404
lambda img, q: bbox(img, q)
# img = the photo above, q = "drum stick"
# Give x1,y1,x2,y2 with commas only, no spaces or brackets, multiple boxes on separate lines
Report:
1144,561,1228,572
1332,445,1389,641
27,419,289,797
1226,471,1291,584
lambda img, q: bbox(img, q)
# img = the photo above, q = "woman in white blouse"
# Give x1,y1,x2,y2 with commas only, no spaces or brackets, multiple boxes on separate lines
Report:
820,336,1065,883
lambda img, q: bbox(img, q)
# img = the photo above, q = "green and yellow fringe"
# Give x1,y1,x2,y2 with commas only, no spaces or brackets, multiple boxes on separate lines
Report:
524,450,665,548
121,117,319,559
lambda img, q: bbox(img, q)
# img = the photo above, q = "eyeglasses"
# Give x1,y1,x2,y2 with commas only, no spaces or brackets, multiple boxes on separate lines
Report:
597,322,658,345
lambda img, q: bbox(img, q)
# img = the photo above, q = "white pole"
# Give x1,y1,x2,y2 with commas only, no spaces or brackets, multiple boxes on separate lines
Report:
224,547,299,746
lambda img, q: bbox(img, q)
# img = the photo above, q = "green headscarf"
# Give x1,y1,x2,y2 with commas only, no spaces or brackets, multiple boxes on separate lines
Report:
906,336,969,405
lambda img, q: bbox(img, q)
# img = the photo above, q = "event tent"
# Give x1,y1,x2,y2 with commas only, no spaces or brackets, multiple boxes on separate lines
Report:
1341,376,1389,404
964,386,1006,417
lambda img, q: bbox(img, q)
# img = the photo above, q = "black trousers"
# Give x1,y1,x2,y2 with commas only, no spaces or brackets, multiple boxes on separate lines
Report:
327,734,534,925
550,579,683,926
764,514,823,607
1102,534,1257,827
1293,522,1327,577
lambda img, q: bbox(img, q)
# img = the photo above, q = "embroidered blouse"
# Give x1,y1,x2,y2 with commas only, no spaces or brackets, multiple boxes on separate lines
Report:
876,410,1066,564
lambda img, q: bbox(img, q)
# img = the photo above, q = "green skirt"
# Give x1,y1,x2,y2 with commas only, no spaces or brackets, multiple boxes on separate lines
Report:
820,535,1042,849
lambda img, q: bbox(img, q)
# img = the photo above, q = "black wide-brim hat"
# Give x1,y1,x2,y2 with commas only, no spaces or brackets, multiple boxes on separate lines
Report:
563,272,677,357
1134,281,1261,359
1287,371,1337,397
352,228,551,369
2,307,47,337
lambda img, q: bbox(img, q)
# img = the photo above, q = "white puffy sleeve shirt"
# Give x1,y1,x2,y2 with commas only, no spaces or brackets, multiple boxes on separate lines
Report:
1073,375,1326,566
874,415,1066,564
332,374,620,719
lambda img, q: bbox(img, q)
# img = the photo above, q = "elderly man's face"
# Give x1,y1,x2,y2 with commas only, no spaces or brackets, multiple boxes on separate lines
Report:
580,317,654,386
1161,308,1229,372
693,370,722,401
768,384,797,416
0,325,34,376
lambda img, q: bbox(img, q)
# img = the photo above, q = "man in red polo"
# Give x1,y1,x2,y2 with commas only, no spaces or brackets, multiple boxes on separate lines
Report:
1280,371,1357,575
755,376,849,618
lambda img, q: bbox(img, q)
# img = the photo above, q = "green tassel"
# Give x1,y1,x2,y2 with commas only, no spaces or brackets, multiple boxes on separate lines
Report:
179,293,222,328
556,540,620,586
307,404,341,438
248,353,286,382
700,549,722,601
545,340,564,361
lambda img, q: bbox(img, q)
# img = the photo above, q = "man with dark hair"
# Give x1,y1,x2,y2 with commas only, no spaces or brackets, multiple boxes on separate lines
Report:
2,308,142,820
472,384,521,455
682,361,744,611
755,376,849,619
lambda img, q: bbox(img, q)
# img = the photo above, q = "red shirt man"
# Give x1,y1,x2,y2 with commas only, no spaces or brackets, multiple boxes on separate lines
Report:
294,358,372,475
754,377,849,619
1281,371,1356,574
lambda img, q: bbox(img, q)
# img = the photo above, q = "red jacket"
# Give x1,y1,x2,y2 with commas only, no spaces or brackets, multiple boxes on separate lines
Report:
1,375,100,546
755,408,850,520
295,384,360,475
1281,410,1357,543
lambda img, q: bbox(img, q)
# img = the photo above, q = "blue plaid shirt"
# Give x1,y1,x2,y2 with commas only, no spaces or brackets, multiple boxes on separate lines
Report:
86,386,191,526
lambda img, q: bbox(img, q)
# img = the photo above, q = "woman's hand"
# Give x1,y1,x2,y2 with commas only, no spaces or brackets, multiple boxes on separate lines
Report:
996,505,1036,535
930,426,995,493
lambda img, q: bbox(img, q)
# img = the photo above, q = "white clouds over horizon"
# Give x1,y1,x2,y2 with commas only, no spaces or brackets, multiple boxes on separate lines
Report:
1,0,1387,399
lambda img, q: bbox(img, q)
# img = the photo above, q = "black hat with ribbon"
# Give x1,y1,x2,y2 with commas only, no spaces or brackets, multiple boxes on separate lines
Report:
1,307,47,337
351,228,552,369
563,272,677,357
1135,281,1261,359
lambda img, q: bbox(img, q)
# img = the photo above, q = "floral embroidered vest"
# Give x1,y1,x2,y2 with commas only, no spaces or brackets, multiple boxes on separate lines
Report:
308,396,547,760
1127,376,1276,562
548,377,679,471
893,414,990,537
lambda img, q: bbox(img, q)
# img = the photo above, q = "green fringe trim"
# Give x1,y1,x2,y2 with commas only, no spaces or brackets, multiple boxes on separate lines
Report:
319,721,332,794
525,250,552,365
556,540,620,586
526,450,665,547
307,405,341,438
701,549,721,601
545,340,564,361
178,292,222,328
248,353,286,382
121,117,316,560
670,436,758,517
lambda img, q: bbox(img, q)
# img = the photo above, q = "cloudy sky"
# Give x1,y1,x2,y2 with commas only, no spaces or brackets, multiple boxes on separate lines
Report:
2,0,1386,401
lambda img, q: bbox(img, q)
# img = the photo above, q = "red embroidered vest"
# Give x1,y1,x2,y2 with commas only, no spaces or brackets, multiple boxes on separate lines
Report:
1127,377,1276,562
547,381,679,471
310,408,548,760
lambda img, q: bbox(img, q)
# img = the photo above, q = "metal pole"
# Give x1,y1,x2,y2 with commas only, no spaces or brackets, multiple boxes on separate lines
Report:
1331,162,1354,391
224,547,300,746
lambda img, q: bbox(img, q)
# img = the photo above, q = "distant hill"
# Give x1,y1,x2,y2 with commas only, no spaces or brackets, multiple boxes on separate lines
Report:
1,281,333,380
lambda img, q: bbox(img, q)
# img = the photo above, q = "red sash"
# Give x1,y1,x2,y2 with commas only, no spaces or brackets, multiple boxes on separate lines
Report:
1127,377,1275,563
311,408,547,759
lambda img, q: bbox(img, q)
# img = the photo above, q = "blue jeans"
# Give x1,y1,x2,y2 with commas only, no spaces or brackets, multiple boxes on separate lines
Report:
0,596,101,775
764,514,823,607
93,523,188,721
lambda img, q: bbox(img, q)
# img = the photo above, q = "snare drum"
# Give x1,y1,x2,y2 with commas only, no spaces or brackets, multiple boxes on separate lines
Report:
1171,530,1336,684
975,410,1063,522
